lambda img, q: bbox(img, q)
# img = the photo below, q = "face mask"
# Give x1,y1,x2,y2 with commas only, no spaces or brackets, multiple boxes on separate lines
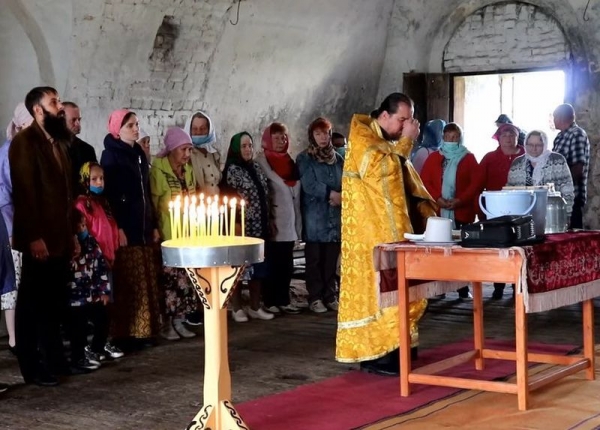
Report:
442,141,458,145
90,185,104,195
192,135,211,146
77,230,89,241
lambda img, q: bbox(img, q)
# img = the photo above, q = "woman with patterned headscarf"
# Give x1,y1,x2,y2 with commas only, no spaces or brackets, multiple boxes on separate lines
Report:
220,132,273,322
296,117,343,313
256,122,303,315
411,119,446,174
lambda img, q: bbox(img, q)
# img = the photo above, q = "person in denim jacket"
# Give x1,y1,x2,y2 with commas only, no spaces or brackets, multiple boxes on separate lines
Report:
296,117,343,313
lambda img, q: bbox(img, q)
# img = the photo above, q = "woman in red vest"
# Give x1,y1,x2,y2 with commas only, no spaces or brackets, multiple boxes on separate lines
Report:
421,122,482,299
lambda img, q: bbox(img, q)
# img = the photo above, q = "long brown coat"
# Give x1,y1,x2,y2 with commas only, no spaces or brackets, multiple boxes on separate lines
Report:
9,121,73,257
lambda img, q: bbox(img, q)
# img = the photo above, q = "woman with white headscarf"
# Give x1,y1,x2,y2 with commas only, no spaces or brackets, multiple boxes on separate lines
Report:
0,102,34,354
506,130,574,214
184,111,222,195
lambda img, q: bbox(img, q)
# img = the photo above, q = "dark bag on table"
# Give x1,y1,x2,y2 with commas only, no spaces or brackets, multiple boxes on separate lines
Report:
460,215,540,248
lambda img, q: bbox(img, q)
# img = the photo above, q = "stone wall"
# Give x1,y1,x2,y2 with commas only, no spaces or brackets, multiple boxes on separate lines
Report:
379,0,600,228
443,3,570,72
1,0,393,159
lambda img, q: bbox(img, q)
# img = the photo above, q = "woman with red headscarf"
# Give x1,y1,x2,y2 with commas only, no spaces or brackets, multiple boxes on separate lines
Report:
479,122,525,300
255,123,303,315
101,109,162,347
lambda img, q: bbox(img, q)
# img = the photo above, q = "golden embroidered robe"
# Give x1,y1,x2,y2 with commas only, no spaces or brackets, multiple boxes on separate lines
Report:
336,114,436,362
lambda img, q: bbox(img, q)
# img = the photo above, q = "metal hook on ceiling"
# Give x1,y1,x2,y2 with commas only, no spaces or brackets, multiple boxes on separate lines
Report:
230,0,242,26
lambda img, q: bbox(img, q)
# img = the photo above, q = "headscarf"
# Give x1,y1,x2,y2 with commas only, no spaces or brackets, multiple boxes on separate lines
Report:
157,127,192,158
137,127,149,142
79,161,113,217
410,119,445,160
261,124,298,186
6,103,33,141
108,109,132,139
492,123,520,141
524,130,552,185
226,131,253,167
439,128,469,225
184,111,218,153
307,117,336,165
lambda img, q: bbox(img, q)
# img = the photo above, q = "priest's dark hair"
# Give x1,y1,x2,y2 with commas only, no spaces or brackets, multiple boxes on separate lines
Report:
371,93,414,119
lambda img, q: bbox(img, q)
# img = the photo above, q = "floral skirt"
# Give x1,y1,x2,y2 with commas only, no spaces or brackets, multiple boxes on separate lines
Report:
110,245,162,339
1,250,21,311
163,267,198,318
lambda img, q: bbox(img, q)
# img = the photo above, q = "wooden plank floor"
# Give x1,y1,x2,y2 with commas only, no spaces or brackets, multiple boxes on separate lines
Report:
0,283,594,429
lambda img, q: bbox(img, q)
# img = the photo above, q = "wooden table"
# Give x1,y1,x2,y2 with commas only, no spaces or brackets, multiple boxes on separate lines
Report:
391,243,596,411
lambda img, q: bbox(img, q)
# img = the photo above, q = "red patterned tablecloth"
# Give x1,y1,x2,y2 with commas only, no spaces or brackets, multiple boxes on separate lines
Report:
375,231,600,296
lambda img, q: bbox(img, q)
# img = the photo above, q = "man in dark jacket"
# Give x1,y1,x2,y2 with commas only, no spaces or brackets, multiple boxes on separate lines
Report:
9,86,78,386
63,101,97,195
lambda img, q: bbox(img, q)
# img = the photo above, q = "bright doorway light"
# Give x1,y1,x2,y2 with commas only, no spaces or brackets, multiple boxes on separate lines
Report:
454,70,565,161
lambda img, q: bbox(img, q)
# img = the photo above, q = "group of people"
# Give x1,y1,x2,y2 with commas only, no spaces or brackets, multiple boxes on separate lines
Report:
412,107,586,299
0,86,348,388
335,93,590,377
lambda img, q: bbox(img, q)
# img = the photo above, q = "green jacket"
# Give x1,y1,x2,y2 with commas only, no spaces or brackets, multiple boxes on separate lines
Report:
150,156,196,240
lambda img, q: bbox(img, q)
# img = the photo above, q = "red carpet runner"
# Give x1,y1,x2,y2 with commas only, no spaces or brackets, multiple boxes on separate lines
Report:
237,339,575,430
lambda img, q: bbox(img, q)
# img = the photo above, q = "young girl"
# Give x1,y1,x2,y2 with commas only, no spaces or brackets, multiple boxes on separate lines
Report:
68,210,111,371
74,162,124,359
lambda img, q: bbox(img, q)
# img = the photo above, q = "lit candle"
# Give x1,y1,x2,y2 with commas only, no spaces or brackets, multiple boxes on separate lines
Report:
168,201,175,240
223,196,229,236
183,196,190,238
240,199,246,238
190,204,197,239
198,204,205,237
174,198,181,239
212,203,219,238
230,198,237,237
219,206,225,236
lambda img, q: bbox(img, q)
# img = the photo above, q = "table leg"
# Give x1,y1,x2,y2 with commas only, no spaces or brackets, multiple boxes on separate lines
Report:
515,292,529,411
583,299,596,380
397,252,411,397
472,282,484,370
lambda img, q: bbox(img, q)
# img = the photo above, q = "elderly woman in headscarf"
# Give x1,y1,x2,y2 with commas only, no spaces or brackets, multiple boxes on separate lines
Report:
184,111,222,195
421,122,481,299
220,132,273,322
150,127,199,340
256,122,302,315
137,127,152,167
296,117,343,313
507,130,574,211
101,109,162,346
0,103,33,353
411,119,446,174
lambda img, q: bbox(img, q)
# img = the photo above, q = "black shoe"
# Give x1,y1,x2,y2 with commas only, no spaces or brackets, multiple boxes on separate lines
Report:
0,383,8,393
185,311,203,326
360,361,399,377
457,286,472,300
26,372,59,387
8,345,16,356
492,285,505,300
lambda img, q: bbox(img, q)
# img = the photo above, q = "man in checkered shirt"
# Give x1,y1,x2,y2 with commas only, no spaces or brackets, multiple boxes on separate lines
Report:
552,103,590,229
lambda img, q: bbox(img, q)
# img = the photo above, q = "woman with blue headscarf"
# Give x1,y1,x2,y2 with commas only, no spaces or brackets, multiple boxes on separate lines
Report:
184,111,222,195
411,119,446,174
421,123,482,299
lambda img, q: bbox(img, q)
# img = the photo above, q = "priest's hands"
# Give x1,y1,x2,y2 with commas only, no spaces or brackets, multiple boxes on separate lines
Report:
402,118,421,141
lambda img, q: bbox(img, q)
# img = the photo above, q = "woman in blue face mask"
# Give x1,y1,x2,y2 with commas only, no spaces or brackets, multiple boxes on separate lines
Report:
184,111,222,195
420,123,482,299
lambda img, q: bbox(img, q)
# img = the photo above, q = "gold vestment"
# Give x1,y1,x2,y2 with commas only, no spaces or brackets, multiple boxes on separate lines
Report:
336,114,436,362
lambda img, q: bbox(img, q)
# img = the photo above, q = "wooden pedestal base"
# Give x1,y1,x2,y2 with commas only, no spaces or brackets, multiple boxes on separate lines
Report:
185,266,249,430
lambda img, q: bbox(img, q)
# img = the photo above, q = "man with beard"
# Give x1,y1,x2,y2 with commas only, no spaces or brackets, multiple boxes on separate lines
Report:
336,93,437,376
63,101,97,195
9,86,78,386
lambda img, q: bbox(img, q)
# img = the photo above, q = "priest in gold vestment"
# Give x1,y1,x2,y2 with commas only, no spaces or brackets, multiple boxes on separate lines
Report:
336,93,437,375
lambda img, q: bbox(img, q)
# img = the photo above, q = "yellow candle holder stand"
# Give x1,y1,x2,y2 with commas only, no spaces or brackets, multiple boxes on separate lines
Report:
162,236,264,430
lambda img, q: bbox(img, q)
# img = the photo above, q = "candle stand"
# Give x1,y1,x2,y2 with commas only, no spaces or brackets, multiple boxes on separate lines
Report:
162,237,264,430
